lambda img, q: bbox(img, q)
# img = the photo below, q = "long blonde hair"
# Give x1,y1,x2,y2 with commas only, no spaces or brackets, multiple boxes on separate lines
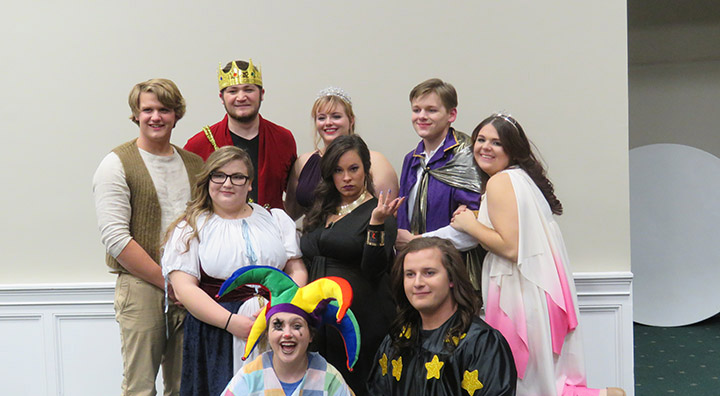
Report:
164,146,254,252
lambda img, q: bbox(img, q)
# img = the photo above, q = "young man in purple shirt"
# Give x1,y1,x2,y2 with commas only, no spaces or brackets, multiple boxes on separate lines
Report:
395,78,485,291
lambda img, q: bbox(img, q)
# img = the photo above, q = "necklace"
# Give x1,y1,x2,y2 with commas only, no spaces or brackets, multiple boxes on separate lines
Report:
335,190,367,216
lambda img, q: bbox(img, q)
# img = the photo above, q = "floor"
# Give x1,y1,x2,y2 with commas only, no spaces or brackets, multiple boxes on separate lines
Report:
633,313,720,395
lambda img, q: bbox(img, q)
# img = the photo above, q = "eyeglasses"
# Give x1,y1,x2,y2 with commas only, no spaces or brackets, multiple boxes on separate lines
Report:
209,172,249,186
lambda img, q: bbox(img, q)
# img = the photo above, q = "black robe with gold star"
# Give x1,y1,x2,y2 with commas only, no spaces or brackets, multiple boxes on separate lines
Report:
367,312,517,396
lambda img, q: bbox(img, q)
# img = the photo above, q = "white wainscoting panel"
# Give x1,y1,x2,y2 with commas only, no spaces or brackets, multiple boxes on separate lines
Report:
56,313,122,395
0,284,121,396
0,273,633,396
0,314,47,395
575,272,634,396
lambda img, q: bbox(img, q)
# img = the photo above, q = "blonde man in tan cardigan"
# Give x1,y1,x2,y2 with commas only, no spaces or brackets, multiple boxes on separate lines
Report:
93,78,203,396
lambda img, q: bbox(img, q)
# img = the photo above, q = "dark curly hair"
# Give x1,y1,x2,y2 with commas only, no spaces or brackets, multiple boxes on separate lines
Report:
472,114,563,215
302,135,375,232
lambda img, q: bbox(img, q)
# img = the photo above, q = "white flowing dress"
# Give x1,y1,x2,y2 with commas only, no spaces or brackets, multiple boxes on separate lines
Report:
478,168,598,396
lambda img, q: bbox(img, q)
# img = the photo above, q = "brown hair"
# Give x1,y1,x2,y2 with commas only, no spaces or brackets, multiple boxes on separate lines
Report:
409,78,458,110
472,114,563,215
302,135,374,232
388,237,479,351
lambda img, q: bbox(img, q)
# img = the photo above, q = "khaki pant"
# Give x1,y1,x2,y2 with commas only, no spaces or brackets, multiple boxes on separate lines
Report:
115,273,185,396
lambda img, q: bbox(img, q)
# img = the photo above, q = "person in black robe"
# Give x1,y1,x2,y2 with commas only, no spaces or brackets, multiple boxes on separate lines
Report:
300,134,404,395
367,237,517,396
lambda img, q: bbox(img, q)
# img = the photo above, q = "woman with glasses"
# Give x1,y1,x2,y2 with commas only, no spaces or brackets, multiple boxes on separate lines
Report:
162,146,307,396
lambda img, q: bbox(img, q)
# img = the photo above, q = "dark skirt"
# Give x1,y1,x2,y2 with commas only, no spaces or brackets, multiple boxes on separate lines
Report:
180,300,243,396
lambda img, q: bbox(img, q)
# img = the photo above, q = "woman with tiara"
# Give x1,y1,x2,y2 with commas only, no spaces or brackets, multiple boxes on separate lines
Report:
285,86,398,219
300,134,403,395
449,113,625,396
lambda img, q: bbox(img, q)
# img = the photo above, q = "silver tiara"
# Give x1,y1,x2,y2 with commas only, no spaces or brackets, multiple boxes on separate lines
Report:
492,111,520,132
317,86,352,105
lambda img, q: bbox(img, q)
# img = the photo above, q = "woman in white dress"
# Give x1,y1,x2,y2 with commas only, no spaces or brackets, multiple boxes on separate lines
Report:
161,146,307,396
450,113,624,396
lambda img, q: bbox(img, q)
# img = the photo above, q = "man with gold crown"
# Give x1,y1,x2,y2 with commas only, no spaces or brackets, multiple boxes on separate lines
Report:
184,59,296,209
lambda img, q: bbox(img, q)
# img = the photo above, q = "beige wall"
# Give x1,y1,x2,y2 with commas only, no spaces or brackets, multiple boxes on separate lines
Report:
629,21,720,156
0,0,630,284
630,59,720,155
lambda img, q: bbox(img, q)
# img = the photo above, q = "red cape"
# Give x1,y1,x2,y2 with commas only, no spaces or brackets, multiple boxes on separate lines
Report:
184,114,297,209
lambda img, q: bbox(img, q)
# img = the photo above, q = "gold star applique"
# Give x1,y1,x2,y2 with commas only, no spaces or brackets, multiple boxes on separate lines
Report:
461,370,484,395
379,353,388,376
401,326,412,339
425,355,444,380
391,357,403,381
451,332,467,346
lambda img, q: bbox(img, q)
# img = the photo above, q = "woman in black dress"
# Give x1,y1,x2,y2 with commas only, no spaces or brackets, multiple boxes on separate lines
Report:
300,135,404,395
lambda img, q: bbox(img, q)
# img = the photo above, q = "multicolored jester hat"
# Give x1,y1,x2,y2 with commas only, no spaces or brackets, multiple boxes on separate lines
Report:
217,265,361,370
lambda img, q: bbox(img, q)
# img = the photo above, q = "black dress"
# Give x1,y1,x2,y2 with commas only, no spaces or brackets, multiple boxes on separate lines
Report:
300,198,397,396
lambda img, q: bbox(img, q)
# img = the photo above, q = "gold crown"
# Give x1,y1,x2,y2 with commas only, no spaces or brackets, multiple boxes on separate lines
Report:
218,59,262,90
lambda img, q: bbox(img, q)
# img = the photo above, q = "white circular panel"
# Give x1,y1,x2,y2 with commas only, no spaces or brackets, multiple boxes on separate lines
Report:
631,144,720,326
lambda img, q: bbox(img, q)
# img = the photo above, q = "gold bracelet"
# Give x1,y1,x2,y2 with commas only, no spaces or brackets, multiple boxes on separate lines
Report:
366,230,385,246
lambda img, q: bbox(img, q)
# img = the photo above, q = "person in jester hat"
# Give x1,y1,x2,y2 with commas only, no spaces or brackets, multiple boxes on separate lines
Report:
218,265,357,396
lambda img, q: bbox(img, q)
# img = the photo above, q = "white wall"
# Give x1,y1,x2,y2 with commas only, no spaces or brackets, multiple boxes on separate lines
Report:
628,18,720,156
0,0,630,283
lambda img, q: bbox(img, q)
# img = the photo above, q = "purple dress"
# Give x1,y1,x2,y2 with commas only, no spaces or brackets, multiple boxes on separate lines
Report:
295,152,322,209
